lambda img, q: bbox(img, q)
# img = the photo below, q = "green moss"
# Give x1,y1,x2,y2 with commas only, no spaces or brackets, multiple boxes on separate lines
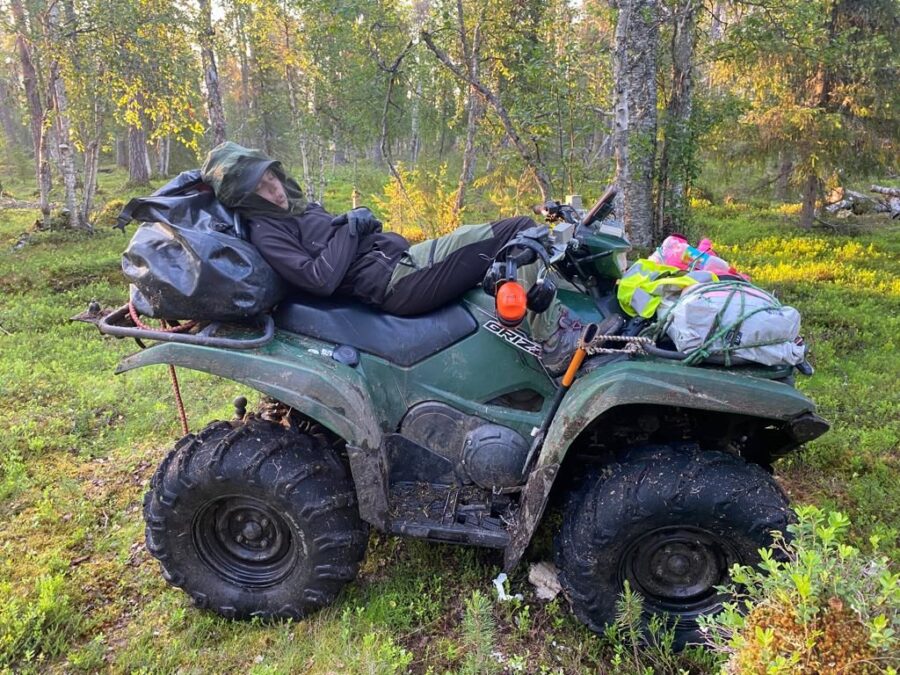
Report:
0,170,898,672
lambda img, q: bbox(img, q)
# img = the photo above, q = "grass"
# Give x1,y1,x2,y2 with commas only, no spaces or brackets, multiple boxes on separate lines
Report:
0,167,898,673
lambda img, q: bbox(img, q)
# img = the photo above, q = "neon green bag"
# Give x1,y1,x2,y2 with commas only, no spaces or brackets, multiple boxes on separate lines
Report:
617,259,717,318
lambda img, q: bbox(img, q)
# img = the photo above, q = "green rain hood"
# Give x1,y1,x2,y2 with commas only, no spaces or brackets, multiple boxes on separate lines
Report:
201,141,307,216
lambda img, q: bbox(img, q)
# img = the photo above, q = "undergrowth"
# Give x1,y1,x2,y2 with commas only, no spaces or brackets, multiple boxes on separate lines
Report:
0,168,897,672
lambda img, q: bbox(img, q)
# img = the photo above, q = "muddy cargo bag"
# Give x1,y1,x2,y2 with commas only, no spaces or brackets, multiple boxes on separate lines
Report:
664,281,806,367
117,170,285,321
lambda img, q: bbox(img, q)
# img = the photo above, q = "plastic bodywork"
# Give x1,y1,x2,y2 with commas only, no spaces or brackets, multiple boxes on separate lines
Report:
115,294,822,569
502,360,818,569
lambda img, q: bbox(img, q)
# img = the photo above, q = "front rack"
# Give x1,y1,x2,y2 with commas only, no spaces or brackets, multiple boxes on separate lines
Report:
92,304,275,349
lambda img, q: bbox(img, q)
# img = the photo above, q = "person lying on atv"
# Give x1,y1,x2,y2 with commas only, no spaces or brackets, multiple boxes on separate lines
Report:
201,141,582,374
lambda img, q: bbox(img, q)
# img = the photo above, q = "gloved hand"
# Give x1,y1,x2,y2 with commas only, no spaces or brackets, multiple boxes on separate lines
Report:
331,207,382,237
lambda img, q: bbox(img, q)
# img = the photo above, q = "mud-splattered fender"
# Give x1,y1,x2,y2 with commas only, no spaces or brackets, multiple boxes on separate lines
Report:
503,360,818,571
115,341,382,451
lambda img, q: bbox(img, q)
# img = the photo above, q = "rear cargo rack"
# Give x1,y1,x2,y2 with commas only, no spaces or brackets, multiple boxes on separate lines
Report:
97,304,275,349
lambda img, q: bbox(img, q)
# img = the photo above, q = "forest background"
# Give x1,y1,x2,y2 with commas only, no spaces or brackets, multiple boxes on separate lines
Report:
0,0,898,672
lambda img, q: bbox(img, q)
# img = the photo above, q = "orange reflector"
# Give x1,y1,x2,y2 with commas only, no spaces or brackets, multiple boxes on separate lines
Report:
496,281,527,326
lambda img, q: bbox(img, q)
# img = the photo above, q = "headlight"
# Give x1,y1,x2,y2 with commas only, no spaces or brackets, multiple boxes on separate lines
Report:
615,252,628,273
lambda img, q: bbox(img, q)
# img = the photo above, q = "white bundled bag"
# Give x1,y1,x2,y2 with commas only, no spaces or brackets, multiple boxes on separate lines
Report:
665,282,806,366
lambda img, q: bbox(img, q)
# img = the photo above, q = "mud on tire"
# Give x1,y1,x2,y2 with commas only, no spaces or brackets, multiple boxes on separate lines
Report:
143,419,368,619
555,444,791,646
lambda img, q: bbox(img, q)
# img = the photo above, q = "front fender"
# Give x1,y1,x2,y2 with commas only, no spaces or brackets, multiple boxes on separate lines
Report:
503,360,819,571
539,360,816,469
116,340,382,451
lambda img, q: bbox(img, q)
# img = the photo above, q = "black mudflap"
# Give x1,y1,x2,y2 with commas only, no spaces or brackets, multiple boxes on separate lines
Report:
386,482,512,548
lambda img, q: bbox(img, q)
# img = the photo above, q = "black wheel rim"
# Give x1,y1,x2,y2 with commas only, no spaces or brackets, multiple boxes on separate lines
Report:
619,526,738,619
193,495,298,587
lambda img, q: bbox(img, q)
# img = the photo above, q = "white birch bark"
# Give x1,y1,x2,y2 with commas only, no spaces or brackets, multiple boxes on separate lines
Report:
612,0,659,248
47,4,82,229
198,0,227,145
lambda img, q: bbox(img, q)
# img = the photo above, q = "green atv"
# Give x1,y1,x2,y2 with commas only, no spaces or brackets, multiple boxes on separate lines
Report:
86,188,828,644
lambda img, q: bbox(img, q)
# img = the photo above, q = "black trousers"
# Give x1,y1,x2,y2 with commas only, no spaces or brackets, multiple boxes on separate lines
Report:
380,216,534,316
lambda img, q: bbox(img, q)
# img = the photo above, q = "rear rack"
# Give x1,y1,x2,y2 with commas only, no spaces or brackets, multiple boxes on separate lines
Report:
95,304,275,349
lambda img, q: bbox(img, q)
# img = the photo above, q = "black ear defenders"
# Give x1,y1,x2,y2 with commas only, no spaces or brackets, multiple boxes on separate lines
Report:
526,265,557,313
482,234,558,313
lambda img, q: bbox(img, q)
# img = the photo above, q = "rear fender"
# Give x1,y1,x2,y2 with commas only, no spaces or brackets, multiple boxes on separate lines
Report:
503,360,824,570
116,342,389,526
117,342,381,447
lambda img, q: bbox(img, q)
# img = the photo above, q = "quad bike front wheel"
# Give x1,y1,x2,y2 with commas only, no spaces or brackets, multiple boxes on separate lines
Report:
143,419,368,619
556,445,791,646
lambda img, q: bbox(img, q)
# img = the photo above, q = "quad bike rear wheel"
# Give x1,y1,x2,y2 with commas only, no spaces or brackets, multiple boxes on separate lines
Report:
556,444,791,646
143,419,368,619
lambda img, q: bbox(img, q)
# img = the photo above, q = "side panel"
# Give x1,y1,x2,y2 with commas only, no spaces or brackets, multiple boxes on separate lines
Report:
503,361,818,570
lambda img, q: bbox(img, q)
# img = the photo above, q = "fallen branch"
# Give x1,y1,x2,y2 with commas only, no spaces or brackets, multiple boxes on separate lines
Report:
870,184,900,198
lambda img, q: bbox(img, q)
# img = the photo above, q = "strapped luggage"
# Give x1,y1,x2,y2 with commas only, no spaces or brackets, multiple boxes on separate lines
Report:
118,170,285,321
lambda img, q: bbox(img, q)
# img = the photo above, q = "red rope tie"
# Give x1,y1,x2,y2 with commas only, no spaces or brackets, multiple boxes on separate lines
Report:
127,301,198,333
127,301,192,435
168,364,190,436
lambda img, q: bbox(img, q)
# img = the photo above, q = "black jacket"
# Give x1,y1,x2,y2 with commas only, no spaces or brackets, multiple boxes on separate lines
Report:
248,203,409,306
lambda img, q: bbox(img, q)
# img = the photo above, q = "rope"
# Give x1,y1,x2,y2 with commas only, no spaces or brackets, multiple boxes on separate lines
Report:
167,364,189,436
127,301,192,435
583,334,653,355
127,301,197,333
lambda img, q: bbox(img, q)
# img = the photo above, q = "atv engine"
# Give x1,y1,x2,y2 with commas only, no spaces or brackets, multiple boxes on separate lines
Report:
389,402,530,489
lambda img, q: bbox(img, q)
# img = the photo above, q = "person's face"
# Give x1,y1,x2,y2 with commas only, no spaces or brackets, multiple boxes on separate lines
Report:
254,169,288,209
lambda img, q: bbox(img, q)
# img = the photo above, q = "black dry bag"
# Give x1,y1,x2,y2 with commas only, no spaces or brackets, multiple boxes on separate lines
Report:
118,170,285,321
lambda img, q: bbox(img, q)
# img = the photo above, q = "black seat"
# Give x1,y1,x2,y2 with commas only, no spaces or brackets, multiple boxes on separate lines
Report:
274,296,478,366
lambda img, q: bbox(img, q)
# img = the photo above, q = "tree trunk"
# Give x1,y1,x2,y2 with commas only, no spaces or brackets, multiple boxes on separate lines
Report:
0,78,22,159
317,142,326,206
128,124,151,186
116,135,128,168
11,0,51,226
198,0,227,146
774,152,793,201
46,3,83,230
799,173,819,228
81,137,100,225
155,136,170,177
709,1,725,41
37,113,52,225
456,89,482,214
233,6,252,146
613,0,659,248
455,7,483,214
409,78,422,166
656,0,696,240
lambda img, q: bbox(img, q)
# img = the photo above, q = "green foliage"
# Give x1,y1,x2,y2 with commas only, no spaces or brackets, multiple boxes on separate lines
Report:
0,574,81,668
707,0,900,198
460,590,498,675
700,506,900,673
0,174,898,671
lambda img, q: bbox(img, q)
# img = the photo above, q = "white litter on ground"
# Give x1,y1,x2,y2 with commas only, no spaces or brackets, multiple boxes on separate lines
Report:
528,561,562,600
492,572,523,602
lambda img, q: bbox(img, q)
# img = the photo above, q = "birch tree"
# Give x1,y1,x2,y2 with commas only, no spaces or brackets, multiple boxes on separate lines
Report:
198,0,227,145
612,0,659,248
10,0,51,226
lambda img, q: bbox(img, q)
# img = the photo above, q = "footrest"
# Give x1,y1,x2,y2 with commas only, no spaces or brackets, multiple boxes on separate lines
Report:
387,482,510,549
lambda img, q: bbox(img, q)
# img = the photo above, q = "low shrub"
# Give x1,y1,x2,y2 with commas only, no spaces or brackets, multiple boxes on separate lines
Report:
701,506,900,674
